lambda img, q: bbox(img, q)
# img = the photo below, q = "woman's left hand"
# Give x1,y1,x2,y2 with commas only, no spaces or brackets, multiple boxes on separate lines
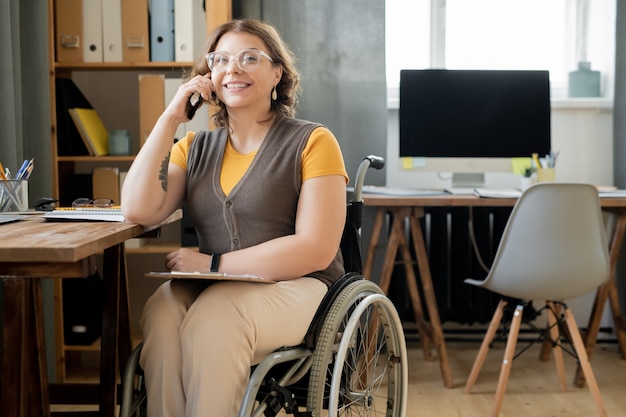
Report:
165,248,212,272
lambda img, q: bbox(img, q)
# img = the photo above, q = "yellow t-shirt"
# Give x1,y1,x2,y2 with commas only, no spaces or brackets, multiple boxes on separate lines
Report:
171,126,348,195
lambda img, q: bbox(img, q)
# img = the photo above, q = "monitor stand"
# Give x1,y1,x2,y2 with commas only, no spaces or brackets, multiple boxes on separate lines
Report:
451,172,485,188
445,173,486,195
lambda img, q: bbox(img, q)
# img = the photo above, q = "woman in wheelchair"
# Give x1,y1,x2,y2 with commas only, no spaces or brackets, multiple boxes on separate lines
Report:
121,19,349,417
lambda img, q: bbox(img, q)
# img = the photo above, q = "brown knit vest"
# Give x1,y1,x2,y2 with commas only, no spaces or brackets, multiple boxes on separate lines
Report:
185,117,344,286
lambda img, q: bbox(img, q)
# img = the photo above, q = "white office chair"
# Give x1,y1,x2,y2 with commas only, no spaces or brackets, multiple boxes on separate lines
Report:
463,183,610,417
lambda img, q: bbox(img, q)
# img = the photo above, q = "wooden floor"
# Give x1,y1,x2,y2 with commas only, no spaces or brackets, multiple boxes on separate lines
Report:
407,340,626,417
54,340,626,416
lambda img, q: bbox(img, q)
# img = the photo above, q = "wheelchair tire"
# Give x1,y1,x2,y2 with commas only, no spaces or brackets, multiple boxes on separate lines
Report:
119,343,147,417
306,279,408,416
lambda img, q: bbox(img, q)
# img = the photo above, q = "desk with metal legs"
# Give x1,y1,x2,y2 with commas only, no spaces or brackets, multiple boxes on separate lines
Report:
362,193,626,389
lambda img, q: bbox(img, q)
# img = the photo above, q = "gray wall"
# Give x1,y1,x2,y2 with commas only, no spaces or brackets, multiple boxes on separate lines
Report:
235,0,387,185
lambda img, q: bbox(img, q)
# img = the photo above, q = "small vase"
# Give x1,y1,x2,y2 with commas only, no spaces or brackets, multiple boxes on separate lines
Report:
568,61,600,97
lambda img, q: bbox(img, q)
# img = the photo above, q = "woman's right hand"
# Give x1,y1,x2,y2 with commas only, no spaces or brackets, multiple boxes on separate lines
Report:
165,248,212,272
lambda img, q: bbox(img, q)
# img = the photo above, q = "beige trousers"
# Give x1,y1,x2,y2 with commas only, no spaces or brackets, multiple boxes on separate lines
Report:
139,277,328,417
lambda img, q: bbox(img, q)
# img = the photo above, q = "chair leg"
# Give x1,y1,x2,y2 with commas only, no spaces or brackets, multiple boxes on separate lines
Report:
564,307,608,417
464,299,507,394
546,301,567,392
492,304,523,417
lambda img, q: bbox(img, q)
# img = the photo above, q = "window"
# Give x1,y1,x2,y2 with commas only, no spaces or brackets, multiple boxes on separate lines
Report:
385,0,616,100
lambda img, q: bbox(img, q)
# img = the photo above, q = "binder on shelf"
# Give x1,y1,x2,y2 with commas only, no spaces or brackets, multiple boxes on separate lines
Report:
93,167,120,202
149,0,175,62
55,0,83,62
138,74,165,147
121,0,150,62
164,78,188,140
205,0,233,32
174,0,206,62
82,0,104,62
68,108,109,156
102,0,123,62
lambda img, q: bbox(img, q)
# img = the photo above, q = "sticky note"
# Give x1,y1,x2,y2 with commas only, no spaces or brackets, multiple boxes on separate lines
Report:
511,157,532,175
401,157,426,170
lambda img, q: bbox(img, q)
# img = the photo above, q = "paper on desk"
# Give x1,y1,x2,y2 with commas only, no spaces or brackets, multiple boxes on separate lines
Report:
598,189,626,198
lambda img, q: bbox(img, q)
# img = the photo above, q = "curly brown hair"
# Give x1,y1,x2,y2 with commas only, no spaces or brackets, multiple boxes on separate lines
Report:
186,19,300,128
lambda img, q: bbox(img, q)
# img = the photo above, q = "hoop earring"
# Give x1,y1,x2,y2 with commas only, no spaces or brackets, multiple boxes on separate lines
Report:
271,86,277,101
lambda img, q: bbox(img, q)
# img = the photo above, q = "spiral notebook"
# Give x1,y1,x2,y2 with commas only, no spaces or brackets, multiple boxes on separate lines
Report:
44,208,124,222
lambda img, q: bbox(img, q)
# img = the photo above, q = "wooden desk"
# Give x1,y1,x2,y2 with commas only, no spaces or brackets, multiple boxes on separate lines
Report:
362,193,626,389
0,213,180,417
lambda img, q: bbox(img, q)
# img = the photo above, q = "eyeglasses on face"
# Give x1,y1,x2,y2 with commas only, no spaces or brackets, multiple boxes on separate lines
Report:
72,198,115,208
206,48,274,73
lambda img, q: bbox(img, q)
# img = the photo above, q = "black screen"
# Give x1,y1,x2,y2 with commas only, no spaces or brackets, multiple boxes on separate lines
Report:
399,69,551,158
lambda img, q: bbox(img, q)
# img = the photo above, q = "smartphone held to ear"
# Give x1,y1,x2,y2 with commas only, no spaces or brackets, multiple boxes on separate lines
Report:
186,92,203,120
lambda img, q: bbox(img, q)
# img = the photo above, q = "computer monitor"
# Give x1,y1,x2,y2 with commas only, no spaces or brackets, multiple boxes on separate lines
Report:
399,69,551,187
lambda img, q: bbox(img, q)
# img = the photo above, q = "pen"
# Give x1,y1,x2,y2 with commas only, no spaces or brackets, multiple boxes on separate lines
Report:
551,150,560,168
16,159,29,179
19,158,34,180
24,164,33,179
532,153,542,171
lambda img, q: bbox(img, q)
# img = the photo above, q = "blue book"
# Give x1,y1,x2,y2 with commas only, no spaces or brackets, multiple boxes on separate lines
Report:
149,0,175,61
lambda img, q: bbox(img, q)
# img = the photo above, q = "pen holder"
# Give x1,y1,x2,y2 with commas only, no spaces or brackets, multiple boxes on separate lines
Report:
537,168,556,183
0,180,28,212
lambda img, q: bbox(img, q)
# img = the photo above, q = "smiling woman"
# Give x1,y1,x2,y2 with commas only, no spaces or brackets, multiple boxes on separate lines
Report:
120,18,350,417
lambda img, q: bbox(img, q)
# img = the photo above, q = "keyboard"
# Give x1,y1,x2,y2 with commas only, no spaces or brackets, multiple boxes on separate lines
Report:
444,187,477,195
362,185,447,196
445,187,523,198
474,188,521,198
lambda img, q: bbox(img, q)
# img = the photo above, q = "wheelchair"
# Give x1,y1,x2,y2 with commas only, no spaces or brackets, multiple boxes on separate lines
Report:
120,155,408,417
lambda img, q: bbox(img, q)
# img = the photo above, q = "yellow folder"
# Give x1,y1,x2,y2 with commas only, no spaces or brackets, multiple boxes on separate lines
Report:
68,108,109,156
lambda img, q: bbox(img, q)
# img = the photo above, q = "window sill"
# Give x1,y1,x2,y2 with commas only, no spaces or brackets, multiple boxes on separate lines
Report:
386,86,614,111
550,97,613,110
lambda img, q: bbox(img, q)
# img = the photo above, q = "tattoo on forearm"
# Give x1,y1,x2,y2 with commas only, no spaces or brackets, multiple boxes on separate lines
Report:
158,152,171,191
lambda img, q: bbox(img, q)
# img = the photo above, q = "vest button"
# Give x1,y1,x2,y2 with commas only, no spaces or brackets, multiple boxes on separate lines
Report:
232,237,239,244
225,200,233,208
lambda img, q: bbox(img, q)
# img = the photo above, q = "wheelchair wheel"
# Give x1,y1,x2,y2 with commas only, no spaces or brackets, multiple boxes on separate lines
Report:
119,343,147,417
307,279,407,416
